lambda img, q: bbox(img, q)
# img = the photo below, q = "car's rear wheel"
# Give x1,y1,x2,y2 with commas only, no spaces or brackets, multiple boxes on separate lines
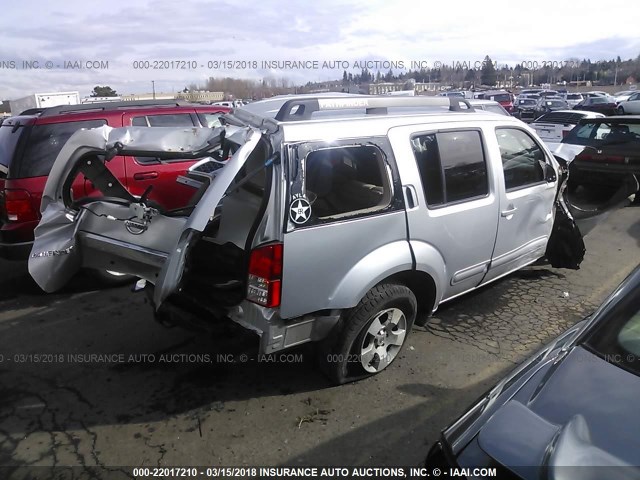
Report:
317,283,416,384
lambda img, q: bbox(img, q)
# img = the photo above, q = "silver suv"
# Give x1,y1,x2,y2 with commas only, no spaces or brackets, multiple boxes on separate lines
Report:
28,95,629,384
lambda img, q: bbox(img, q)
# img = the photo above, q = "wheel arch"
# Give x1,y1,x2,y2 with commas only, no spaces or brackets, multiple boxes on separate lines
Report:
382,270,438,316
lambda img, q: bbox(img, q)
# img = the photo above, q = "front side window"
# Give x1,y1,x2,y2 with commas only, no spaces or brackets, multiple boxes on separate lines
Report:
495,128,545,190
197,112,223,128
411,130,488,207
303,145,391,220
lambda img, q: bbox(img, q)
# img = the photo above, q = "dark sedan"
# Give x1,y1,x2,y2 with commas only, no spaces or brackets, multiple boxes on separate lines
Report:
513,98,538,121
426,264,640,478
553,116,640,198
574,96,618,115
533,98,569,118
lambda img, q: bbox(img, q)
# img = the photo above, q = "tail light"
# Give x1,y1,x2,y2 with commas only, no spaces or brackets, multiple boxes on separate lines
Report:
562,130,570,138
247,243,283,308
3,189,38,222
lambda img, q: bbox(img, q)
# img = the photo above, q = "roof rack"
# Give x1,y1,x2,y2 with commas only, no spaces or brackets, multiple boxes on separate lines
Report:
36,99,193,118
19,107,46,116
274,96,474,121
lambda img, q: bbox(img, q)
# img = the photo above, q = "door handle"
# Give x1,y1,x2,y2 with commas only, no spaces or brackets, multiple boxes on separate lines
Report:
133,171,159,180
501,206,518,217
404,185,418,209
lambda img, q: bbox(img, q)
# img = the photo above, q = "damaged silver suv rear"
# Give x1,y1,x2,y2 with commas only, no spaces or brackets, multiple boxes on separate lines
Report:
29,96,637,384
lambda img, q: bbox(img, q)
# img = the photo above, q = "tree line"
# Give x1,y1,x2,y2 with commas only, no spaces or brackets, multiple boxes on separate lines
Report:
91,54,640,102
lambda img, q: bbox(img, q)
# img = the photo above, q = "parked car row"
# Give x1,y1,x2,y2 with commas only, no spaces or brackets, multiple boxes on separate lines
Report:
529,110,605,147
617,91,640,114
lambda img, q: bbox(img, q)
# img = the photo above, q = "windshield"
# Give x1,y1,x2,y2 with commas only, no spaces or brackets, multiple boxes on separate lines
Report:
562,121,640,146
567,94,582,100
490,94,511,102
584,287,640,377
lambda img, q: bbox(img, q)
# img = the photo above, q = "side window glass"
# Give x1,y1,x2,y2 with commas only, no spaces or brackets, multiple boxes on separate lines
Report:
134,114,195,164
304,145,391,219
132,116,148,126
496,128,545,190
197,113,223,128
411,130,488,207
146,114,195,127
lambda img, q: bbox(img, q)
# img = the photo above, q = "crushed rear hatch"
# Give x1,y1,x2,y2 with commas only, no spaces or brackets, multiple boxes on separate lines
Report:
29,124,263,309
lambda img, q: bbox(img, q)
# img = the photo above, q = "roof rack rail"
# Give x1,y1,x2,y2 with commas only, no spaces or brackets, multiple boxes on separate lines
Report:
274,96,474,121
19,108,47,116
37,99,193,118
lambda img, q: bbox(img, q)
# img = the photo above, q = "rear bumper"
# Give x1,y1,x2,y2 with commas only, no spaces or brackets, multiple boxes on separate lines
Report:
0,240,32,260
514,110,536,120
152,287,341,354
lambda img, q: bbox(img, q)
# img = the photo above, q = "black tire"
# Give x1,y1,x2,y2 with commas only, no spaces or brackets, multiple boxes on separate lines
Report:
317,283,417,384
88,269,135,287
617,106,625,115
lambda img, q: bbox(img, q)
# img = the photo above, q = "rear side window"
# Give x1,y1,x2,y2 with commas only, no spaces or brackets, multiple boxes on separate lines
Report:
15,119,107,178
564,121,640,145
411,130,488,207
535,112,584,124
304,145,391,219
495,128,545,190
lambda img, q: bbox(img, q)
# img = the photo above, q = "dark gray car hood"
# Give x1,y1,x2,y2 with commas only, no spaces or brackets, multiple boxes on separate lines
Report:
477,347,640,478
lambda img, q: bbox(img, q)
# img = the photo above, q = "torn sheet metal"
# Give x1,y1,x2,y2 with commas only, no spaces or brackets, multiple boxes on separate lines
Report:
29,124,259,298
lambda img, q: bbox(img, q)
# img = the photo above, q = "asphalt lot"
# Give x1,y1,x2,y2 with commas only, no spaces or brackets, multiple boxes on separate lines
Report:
0,205,639,478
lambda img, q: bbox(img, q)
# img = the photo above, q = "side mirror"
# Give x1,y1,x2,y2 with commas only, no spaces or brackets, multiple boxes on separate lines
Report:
544,162,557,183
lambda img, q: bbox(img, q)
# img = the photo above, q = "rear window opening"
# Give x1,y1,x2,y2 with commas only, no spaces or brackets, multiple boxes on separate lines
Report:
179,138,272,309
0,122,30,176
303,145,391,219
13,119,107,179
489,94,511,103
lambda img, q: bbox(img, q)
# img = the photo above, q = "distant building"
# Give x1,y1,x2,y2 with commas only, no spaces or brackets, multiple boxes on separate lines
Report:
369,81,440,95
120,93,176,101
369,82,404,95
176,91,224,103
414,82,441,93
81,96,122,103
625,76,637,85
1,100,10,114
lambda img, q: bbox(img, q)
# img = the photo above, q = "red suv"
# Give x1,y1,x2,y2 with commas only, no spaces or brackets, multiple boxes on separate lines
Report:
0,100,230,262
475,90,514,113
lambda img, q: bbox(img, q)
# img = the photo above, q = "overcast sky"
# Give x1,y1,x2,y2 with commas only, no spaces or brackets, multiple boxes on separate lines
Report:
1,0,639,100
